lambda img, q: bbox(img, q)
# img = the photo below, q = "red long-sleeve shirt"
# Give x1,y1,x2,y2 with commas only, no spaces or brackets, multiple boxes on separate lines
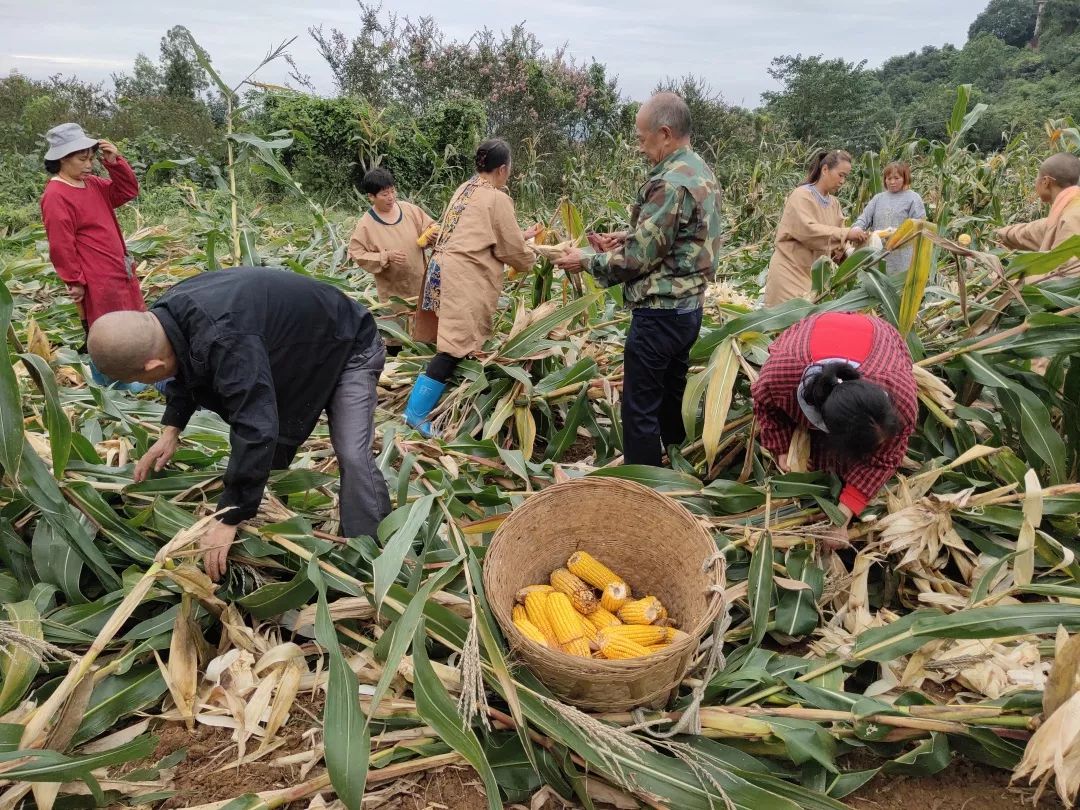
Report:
40,157,144,326
750,312,918,514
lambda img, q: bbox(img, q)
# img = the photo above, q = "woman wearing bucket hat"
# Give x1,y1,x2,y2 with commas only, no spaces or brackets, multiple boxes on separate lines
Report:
40,122,147,391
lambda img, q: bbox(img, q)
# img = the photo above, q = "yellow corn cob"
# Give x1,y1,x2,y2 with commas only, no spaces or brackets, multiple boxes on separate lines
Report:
562,638,592,658
550,567,599,615
417,223,440,247
578,613,599,644
586,606,622,631
515,584,554,603
513,617,549,648
618,596,662,625
601,581,629,613
524,591,559,646
545,593,586,648
597,632,652,660
567,551,623,590
512,604,528,624
602,624,677,646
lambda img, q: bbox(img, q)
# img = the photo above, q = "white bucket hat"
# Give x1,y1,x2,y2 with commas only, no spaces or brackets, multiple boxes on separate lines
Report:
44,123,99,161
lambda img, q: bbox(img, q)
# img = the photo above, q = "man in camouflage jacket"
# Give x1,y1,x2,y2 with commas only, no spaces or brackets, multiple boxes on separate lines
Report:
557,92,724,466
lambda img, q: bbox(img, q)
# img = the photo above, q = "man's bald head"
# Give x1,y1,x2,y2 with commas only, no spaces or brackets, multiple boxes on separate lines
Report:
639,92,692,139
1040,153,1080,189
87,311,174,382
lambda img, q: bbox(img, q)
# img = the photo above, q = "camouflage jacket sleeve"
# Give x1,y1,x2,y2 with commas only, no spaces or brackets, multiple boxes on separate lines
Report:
584,179,690,286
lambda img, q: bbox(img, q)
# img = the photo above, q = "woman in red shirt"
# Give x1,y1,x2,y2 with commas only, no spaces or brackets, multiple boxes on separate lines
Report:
750,312,917,549
40,123,145,389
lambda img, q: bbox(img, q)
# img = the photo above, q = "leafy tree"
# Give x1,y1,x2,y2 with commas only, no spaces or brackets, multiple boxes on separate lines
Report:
653,75,761,174
113,54,164,99
762,55,891,151
159,25,209,100
968,0,1037,46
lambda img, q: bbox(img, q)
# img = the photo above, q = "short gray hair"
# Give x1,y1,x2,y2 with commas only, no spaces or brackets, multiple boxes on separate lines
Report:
642,92,692,139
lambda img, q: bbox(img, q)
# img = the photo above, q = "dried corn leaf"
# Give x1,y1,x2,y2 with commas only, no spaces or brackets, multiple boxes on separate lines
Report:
786,426,810,473
1013,689,1080,804
1013,469,1042,587
1045,629,1080,717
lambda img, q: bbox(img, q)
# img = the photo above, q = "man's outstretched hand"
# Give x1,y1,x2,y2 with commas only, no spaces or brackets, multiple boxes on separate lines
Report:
200,519,239,582
134,426,181,483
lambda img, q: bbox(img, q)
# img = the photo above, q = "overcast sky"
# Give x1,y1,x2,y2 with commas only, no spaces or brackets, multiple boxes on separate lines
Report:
0,0,988,107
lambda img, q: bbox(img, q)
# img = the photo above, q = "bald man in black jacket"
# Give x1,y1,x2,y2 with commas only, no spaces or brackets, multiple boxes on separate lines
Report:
88,267,392,580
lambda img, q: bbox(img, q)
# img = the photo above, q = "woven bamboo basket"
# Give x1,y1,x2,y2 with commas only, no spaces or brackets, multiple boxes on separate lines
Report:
483,477,725,711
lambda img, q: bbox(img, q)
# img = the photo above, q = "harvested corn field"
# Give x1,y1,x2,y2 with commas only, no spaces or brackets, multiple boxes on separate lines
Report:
3,14,1080,810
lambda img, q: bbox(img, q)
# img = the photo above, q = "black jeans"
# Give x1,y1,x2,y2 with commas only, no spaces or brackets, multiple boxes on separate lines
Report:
622,308,703,466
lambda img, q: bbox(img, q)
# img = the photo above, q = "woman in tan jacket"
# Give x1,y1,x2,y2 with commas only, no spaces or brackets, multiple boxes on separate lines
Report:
763,149,867,307
347,168,436,354
403,138,540,434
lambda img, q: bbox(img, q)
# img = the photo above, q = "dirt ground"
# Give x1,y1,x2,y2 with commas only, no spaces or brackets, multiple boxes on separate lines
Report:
846,758,1056,810
128,710,1055,809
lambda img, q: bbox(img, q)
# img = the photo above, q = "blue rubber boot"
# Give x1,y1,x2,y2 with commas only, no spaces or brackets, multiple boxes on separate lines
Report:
403,374,446,437
89,361,148,393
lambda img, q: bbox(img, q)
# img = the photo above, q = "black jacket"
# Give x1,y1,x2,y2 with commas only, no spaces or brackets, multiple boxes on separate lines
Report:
153,267,379,524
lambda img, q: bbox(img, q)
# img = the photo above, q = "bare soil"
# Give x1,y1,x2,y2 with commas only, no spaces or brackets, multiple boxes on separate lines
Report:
127,705,1055,810
391,766,491,810
121,695,325,808
846,758,1054,809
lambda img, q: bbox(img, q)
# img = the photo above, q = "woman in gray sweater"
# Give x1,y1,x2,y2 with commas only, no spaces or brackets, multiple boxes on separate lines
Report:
854,162,927,274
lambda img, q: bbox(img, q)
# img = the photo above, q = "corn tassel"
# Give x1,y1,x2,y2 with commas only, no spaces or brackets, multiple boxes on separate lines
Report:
524,591,559,646
618,596,663,625
567,551,623,590
513,617,549,648
550,567,599,614
601,581,629,613
597,632,652,660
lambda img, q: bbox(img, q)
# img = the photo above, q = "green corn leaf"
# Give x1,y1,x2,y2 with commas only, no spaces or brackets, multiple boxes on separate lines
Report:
372,494,436,613
0,601,42,714
853,604,1080,663
18,352,71,477
747,530,775,648
412,619,502,810
496,291,604,360
702,337,741,467
367,562,462,722
307,557,369,810
961,352,1066,483
896,221,937,334
588,465,703,492
774,549,824,639
73,665,167,745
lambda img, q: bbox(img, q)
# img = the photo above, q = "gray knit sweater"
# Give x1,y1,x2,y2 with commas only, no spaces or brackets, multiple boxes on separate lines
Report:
854,190,927,274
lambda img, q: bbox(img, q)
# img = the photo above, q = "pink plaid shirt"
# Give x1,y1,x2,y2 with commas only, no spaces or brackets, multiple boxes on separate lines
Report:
750,313,917,514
